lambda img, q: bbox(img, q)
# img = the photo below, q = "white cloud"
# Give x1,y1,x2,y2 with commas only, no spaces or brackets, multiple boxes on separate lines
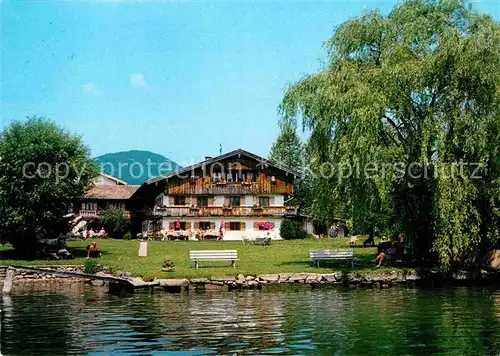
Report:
82,82,99,93
129,73,148,88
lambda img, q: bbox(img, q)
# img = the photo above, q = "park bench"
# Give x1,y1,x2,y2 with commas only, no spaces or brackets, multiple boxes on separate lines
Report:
310,249,356,267
189,250,238,269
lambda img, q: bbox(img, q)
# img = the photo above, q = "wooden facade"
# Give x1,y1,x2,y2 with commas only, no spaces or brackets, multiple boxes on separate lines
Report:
165,157,294,195
134,149,300,240
153,206,298,217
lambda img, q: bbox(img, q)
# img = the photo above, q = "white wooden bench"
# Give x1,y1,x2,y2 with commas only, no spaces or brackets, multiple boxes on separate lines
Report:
310,249,356,267
189,250,238,269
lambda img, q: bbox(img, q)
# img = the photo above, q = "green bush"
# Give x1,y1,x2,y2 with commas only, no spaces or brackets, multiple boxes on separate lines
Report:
280,219,307,240
123,232,132,240
100,208,131,239
83,259,101,274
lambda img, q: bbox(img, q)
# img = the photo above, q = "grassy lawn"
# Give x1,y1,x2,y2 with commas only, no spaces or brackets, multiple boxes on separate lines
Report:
0,238,381,280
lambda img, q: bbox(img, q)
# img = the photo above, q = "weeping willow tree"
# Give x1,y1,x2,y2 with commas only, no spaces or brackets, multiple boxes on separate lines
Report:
280,0,500,267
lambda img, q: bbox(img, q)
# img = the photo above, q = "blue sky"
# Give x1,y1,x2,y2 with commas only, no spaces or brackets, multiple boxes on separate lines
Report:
2,0,499,166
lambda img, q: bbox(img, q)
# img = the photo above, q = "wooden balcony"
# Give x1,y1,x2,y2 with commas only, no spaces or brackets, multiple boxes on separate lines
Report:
152,206,297,217
167,177,295,195
78,210,131,219
79,210,99,218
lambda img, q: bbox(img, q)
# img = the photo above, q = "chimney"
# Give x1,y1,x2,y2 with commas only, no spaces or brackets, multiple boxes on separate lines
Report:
205,156,212,161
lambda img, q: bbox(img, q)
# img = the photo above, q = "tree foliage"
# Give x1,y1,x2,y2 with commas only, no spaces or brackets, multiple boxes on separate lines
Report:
280,219,307,240
0,117,98,255
269,123,304,172
280,0,500,267
100,208,131,239
269,122,315,213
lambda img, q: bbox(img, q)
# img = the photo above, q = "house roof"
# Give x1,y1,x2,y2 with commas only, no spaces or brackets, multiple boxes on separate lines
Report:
98,172,128,185
145,148,301,185
84,184,140,200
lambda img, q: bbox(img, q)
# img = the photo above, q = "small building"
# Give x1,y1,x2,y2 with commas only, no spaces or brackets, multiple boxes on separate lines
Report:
75,173,139,220
298,214,346,237
131,149,301,240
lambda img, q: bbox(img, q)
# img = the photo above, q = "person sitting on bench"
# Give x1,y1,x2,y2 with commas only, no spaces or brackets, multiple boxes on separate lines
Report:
372,232,404,267
86,241,102,258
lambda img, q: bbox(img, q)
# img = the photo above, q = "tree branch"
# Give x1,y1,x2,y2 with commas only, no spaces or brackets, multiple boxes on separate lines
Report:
384,115,406,147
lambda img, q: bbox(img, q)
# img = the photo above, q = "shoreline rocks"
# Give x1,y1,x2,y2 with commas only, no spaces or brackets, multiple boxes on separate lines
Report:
151,268,500,293
2,265,499,294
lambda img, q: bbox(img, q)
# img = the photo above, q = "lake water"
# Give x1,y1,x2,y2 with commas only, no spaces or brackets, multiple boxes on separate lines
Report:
1,286,499,355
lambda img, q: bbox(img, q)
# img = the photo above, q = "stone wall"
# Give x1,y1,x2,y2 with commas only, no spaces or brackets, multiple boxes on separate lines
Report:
2,266,498,294
10,266,83,281
153,269,500,292
0,265,87,293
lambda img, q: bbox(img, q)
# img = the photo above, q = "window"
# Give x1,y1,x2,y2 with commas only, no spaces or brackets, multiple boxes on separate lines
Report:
229,196,241,207
246,172,256,182
229,222,241,231
197,196,209,207
199,221,211,230
259,196,270,207
82,202,96,211
108,202,125,210
212,172,221,183
173,221,188,230
174,196,186,205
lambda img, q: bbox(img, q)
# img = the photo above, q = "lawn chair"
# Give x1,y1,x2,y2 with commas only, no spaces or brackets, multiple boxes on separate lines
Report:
348,235,358,245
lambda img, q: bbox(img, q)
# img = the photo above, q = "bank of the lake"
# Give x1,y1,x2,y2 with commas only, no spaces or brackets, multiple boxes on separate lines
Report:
2,264,499,295
1,238,383,280
2,239,499,293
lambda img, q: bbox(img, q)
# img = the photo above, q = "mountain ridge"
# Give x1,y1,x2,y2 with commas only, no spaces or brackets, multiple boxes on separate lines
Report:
95,150,180,185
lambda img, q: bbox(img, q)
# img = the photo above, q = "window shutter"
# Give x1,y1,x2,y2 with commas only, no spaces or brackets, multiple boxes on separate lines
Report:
169,222,175,230
185,196,191,206
241,222,246,231
194,222,199,229
208,197,214,206
81,203,86,210
185,221,192,230
169,196,174,206
210,222,216,230
225,222,230,230
253,222,258,230
271,196,275,206
224,197,230,206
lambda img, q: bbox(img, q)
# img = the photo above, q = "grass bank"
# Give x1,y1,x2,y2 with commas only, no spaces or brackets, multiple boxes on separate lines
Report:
0,238,383,280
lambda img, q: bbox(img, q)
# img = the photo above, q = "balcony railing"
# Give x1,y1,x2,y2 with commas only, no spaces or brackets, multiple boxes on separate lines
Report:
78,210,131,218
152,206,297,217
79,210,99,218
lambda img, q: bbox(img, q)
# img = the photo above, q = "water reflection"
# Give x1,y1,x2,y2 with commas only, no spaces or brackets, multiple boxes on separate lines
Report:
1,287,499,355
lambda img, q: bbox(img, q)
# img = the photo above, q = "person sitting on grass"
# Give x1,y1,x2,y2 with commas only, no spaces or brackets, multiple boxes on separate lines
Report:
86,241,102,258
372,232,404,267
